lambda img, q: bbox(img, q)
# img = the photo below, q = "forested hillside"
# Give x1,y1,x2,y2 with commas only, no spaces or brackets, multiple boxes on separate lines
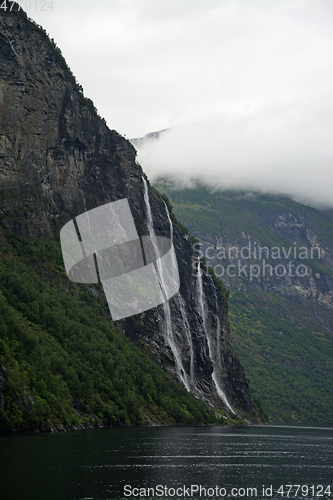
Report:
0,229,229,431
154,180,333,425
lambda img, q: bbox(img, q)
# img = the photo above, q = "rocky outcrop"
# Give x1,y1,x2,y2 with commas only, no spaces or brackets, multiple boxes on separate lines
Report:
0,8,258,419
198,227,332,304
195,214,333,326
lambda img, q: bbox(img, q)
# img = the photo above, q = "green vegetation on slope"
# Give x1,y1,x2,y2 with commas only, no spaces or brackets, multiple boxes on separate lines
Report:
0,231,218,432
229,288,333,425
154,180,333,250
154,180,333,425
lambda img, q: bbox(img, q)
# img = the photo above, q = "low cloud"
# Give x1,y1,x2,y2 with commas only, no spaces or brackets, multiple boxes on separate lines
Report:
135,97,333,208
28,0,333,207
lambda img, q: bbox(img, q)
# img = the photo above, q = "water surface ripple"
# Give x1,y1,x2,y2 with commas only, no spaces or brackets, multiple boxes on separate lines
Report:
0,425,332,500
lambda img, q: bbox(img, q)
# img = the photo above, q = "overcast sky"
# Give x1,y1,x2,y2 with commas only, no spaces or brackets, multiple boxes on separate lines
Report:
29,0,333,207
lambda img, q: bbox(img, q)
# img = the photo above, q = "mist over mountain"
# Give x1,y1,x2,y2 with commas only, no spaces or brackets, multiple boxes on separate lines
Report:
132,124,333,209
24,0,333,210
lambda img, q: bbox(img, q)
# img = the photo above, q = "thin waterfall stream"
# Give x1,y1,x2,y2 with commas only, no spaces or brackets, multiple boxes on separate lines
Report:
82,192,91,230
163,201,195,388
142,178,190,391
195,258,234,413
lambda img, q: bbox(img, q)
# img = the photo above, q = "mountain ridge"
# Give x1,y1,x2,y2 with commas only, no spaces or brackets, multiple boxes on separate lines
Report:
0,7,263,432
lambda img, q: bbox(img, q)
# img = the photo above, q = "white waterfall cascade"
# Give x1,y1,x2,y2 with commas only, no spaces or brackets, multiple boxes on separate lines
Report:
177,293,195,386
82,193,91,230
142,178,190,391
82,193,88,212
195,259,235,413
163,201,195,387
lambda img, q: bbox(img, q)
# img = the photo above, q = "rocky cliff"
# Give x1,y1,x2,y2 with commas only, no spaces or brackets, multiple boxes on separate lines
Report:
0,8,259,424
196,207,333,314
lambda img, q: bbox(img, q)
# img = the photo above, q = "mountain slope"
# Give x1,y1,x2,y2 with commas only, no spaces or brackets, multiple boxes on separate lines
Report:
0,236,216,430
0,8,261,432
154,179,333,425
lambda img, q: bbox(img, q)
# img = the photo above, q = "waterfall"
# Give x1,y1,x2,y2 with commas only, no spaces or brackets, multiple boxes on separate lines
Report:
164,201,195,387
177,293,195,385
163,201,174,240
82,194,88,212
142,178,154,236
195,259,235,413
142,178,190,391
82,193,91,230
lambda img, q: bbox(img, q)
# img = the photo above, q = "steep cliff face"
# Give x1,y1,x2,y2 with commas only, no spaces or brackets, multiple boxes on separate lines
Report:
0,9,258,420
197,210,333,313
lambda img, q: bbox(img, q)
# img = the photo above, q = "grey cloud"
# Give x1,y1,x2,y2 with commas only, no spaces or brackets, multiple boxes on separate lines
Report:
135,102,333,207
28,1,333,206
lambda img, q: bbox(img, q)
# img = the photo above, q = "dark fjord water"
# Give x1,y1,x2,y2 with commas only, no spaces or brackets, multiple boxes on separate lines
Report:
0,425,332,500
